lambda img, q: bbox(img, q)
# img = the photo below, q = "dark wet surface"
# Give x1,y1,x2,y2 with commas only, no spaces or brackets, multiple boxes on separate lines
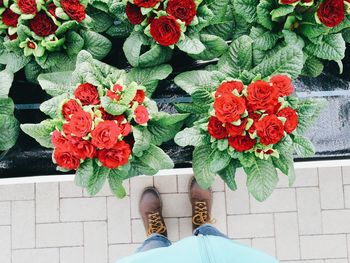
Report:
1,41,350,178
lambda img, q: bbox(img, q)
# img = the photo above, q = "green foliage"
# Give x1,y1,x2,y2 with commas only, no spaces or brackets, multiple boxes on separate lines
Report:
293,135,315,158
218,161,238,191
80,30,112,60
192,144,216,189
175,127,206,147
0,111,19,151
21,120,60,148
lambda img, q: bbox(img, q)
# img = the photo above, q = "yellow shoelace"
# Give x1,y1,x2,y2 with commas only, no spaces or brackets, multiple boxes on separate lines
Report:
192,201,215,226
147,212,167,236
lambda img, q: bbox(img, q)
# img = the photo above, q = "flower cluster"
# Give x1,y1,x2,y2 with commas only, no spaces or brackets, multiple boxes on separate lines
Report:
52,81,149,171
208,75,299,159
0,0,87,56
125,0,197,46
281,0,350,28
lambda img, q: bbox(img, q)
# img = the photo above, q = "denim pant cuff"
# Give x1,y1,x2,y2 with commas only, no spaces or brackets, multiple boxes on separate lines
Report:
136,233,172,253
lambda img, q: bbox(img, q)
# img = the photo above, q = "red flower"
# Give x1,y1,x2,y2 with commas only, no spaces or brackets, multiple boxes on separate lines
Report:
97,140,131,169
207,116,228,139
2,9,19,27
256,115,284,145
247,80,279,112
63,110,92,138
70,138,96,159
116,116,132,137
134,105,149,124
133,90,145,104
213,93,246,123
247,111,261,134
48,3,57,18
215,81,244,98
126,3,145,25
150,15,181,46
277,107,299,134
280,0,299,4
133,0,161,8
0,0,3,6
228,135,256,152
226,118,248,137
60,0,86,22
29,11,57,37
107,90,121,101
317,0,345,28
270,75,294,97
91,121,121,149
52,130,68,148
53,146,81,170
166,0,196,26
99,107,119,121
62,99,82,121
8,32,18,40
18,0,37,14
74,83,100,106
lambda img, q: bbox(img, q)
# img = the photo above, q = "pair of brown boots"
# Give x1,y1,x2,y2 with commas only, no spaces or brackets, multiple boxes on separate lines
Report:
139,177,213,237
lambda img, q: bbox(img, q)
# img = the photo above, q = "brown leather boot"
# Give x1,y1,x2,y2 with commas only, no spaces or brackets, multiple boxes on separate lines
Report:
189,177,213,231
139,187,167,237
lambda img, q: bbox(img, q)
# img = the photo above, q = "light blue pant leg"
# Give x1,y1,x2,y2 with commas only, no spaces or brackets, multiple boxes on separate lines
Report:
136,233,172,253
193,224,229,239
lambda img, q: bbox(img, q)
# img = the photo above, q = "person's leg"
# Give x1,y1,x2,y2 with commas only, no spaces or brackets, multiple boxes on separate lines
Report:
193,224,229,239
136,187,171,253
136,233,172,253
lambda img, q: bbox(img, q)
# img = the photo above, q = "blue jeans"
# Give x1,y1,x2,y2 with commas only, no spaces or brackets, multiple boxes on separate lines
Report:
136,224,228,253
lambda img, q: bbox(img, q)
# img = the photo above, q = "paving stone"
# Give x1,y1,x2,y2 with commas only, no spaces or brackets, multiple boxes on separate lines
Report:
36,182,59,223
177,173,193,193
60,181,83,198
0,226,10,263
0,184,34,201
300,235,347,259
131,219,147,243
275,212,300,260
250,188,296,213
109,244,140,263
324,259,349,263
179,217,192,239
164,218,179,242
83,182,113,197
319,167,344,209
60,197,106,221
212,192,227,234
344,185,350,209
226,169,250,215
108,196,131,244
212,176,225,192
162,193,191,217
36,222,83,247
12,248,59,263
12,200,35,249
130,176,153,218
342,166,350,184
154,175,177,193
322,210,350,234
294,168,319,187
252,237,276,257
0,202,10,225
234,238,252,247
60,247,83,263
84,221,108,263
296,188,322,235
227,214,274,238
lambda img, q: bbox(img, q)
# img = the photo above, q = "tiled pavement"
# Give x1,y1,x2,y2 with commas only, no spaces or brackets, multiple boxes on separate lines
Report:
0,166,350,263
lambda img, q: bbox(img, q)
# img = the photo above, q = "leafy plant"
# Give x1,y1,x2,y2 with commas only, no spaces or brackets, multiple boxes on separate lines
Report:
21,51,188,198
174,36,325,201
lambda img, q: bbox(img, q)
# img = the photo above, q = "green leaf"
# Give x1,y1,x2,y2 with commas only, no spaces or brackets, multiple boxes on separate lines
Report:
301,55,324,77
65,31,85,57
132,126,152,157
233,0,258,23
139,144,174,171
243,157,278,202
175,103,208,114
87,6,114,33
257,0,277,30
153,112,189,126
250,26,280,51
175,127,206,147
38,71,74,96
177,34,206,55
75,159,94,188
305,34,346,61
20,120,58,148
81,30,112,60
0,113,19,151
40,94,68,118
0,97,15,115
209,150,231,173
87,163,108,196
108,169,127,199
251,45,304,79
189,34,228,61
0,69,14,97
101,96,128,115
270,5,294,21
296,98,326,134
128,157,158,176
193,145,216,189
217,35,253,78
293,135,315,158
218,160,238,191
126,64,172,96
